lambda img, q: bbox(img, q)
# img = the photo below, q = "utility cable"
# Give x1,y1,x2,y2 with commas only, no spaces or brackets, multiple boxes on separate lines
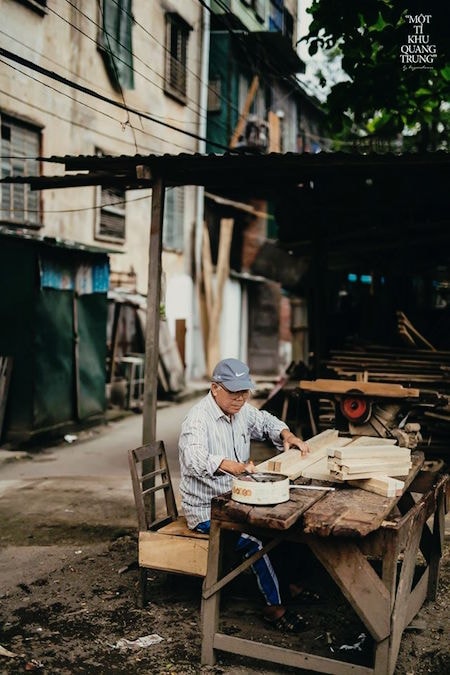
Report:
0,48,230,151
0,62,199,154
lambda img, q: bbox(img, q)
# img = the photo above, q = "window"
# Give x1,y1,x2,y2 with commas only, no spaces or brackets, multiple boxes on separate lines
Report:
96,185,126,243
164,13,191,103
98,0,134,91
0,115,41,227
163,187,184,251
207,78,222,112
16,0,47,14
253,0,265,22
269,0,284,32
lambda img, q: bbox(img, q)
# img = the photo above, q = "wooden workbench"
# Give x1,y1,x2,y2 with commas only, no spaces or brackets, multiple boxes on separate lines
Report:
201,452,448,674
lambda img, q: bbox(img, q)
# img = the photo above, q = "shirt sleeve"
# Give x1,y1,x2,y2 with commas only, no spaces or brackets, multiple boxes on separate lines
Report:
246,404,288,450
179,410,223,478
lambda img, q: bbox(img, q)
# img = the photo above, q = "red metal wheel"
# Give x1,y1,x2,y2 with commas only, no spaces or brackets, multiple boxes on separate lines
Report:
340,395,372,424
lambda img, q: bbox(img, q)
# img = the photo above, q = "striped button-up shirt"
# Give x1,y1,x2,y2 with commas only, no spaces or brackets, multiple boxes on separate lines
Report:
178,391,288,529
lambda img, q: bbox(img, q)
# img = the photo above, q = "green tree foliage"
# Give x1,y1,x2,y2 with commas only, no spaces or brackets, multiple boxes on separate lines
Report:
302,0,450,150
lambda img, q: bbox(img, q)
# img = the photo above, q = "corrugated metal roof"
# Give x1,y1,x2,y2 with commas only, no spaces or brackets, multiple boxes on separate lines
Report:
3,151,449,193
0,226,119,255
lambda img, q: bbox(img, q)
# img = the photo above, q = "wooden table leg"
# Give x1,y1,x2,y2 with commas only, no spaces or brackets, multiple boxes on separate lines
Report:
201,519,222,665
388,503,428,674
428,486,445,600
372,531,399,675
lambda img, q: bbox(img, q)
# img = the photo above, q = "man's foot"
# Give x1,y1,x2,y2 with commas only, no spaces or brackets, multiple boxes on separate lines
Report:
264,609,309,633
289,583,322,604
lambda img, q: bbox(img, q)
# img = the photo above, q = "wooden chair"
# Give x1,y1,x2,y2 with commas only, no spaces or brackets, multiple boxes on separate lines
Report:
128,441,209,607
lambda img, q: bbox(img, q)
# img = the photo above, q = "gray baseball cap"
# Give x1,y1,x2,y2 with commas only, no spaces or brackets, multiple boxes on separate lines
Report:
211,358,255,392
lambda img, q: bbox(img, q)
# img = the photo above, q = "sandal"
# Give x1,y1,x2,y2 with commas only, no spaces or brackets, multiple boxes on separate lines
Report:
264,610,309,633
289,588,323,605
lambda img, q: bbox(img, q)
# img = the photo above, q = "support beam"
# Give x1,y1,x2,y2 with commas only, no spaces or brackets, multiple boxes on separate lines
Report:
143,177,165,445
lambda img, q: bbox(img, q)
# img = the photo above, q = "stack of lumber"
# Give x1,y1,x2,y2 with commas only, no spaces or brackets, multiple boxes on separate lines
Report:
328,443,411,479
327,444,411,496
256,431,412,497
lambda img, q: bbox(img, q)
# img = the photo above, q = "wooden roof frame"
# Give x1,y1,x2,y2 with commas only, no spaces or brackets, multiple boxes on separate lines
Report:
2,150,450,445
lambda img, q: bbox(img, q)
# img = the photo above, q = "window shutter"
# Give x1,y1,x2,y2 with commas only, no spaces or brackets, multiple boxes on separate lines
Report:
0,116,40,226
163,187,184,251
97,186,126,241
100,0,134,90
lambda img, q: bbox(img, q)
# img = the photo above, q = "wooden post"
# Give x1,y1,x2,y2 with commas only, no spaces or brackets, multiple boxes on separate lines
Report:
268,111,281,153
206,218,234,374
310,209,326,376
143,177,164,446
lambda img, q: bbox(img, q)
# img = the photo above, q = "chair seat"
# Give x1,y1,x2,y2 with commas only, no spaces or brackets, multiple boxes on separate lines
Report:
139,516,209,577
157,515,209,539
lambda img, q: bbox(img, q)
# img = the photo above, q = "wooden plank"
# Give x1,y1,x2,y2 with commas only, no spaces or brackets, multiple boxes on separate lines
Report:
201,520,224,665
389,504,428,672
139,530,208,576
330,466,411,481
211,490,326,531
158,517,209,539
207,218,234,374
348,476,404,498
143,177,164,448
256,429,351,479
330,466,411,482
328,457,412,473
330,446,410,460
202,222,214,322
212,633,373,674
348,436,399,446
303,475,412,537
229,75,260,148
300,455,336,481
267,110,281,153
308,538,391,641
0,356,13,442
299,378,421,398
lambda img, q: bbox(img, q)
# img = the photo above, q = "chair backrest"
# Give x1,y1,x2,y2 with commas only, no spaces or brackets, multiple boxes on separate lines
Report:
128,441,178,531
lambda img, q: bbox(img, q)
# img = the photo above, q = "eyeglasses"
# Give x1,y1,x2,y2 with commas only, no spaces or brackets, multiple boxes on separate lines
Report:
217,384,251,401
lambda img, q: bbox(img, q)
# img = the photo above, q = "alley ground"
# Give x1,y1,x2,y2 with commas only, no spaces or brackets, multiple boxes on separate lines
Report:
0,396,449,674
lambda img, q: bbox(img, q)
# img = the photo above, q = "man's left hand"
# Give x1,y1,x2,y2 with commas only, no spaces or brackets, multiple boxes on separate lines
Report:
282,433,310,455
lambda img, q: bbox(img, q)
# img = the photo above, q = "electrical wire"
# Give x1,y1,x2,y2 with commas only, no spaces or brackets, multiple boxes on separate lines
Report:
101,0,242,120
0,48,230,151
0,88,170,155
0,27,208,133
0,61,200,155
95,0,138,153
57,0,236,138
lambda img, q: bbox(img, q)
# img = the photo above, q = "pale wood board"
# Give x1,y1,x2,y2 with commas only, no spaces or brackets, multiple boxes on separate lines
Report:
328,457,412,473
330,464,411,481
139,530,208,577
255,429,352,479
347,436,399,446
299,378,420,398
158,517,208,539
348,475,404,497
300,455,336,481
330,445,410,460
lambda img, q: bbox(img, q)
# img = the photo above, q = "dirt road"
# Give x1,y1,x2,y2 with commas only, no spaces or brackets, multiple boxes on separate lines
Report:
1,405,449,673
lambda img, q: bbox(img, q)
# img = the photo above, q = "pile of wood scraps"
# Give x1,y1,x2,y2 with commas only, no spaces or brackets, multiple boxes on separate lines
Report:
320,344,450,458
255,430,412,497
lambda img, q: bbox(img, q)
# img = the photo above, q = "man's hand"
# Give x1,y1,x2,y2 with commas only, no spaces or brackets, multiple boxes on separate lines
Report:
219,459,255,476
281,430,310,455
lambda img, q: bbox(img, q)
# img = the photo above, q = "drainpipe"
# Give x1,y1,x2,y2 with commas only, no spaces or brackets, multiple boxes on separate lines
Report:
191,0,210,379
